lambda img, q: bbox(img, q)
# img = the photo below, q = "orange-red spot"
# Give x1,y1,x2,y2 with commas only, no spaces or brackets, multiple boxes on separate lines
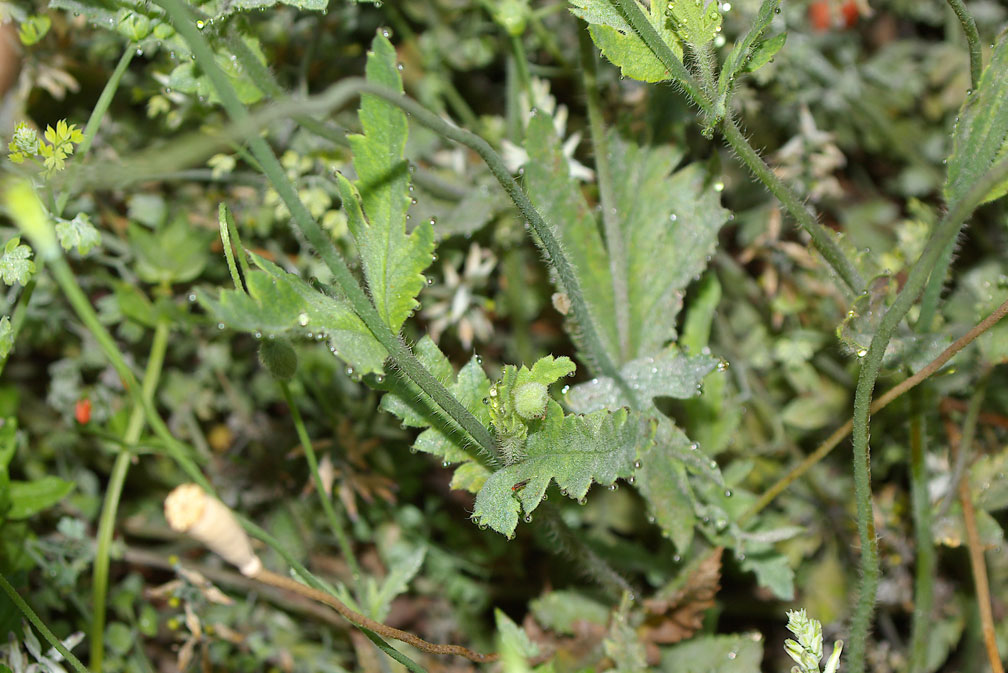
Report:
808,1,832,31
75,398,92,425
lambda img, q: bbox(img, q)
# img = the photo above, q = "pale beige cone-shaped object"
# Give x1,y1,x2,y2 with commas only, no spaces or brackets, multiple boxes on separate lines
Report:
164,484,262,577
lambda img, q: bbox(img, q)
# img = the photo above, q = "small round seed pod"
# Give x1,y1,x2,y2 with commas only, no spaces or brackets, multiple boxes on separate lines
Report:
513,382,549,421
164,484,262,577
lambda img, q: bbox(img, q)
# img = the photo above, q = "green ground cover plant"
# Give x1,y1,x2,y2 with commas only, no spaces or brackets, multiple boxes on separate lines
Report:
0,0,1007,671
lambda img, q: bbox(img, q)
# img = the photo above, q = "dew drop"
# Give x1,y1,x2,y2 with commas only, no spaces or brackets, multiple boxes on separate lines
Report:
609,483,618,491
431,252,439,262
669,213,678,222
426,277,433,286
375,374,384,384
442,460,450,468
397,63,404,72
634,460,642,469
561,384,570,394
627,475,636,485
724,489,732,497
346,367,354,376
254,331,262,339
187,293,197,302
217,322,225,330
475,355,483,364
196,19,205,29
523,514,533,523
727,652,737,660
429,217,437,226
714,181,725,192
298,312,309,326
578,497,587,505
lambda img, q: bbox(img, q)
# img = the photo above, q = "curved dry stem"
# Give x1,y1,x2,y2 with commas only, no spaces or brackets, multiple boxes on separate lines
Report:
254,569,499,663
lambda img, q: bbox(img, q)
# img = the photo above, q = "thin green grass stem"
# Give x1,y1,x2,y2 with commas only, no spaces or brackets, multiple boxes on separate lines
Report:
907,392,934,673
0,572,91,673
55,47,134,218
279,382,363,586
89,316,170,672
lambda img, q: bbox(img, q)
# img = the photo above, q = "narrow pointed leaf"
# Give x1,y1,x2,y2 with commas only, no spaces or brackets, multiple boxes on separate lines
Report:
198,252,387,375
345,35,435,332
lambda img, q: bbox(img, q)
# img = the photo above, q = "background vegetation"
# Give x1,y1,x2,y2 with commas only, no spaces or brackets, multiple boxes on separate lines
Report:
0,0,1007,672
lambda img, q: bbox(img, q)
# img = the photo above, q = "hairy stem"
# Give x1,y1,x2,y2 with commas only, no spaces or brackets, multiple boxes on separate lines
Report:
609,0,711,115
846,155,1008,673
739,292,1008,525
280,383,363,585
0,572,90,673
721,119,863,293
579,29,630,363
90,316,169,672
155,0,498,462
945,0,983,90
907,393,934,673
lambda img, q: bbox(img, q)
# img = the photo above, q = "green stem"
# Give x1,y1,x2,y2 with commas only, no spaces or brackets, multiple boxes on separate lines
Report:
0,572,91,673
579,30,629,363
945,0,983,90
846,155,1008,673
55,47,134,218
90,317,170,672
609,0,712,115
509,33,533,98
360,627,428,673
155,0,499,464
916,237,957,332
280,383,363,585
907,392,934,673
721,119,863,294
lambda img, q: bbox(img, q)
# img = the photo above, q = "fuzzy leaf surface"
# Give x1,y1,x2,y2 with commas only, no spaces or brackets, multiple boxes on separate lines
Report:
343,35,434,332
659,633,763,673
945,28,1008,206
198,253,386,375
472,406,656,537
0,237,35,287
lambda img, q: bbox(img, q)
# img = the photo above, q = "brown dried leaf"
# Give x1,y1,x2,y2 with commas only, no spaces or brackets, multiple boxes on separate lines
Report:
639,547,723,663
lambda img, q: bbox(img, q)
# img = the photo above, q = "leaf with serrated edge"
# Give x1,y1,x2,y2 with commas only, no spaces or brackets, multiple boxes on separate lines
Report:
198,253,386,375
570,0,683,82
524,121,728,366
472,407,656,537
344,35,434,332
945,28,1008,206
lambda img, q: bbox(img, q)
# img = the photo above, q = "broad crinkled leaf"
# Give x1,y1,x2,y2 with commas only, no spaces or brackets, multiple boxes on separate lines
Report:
342,34,434,332
945,28,1008,206
472,406,657,537
523,117,728,366
570,0,683,82
565,348,718,411
198,252,386,375
610,133,729,355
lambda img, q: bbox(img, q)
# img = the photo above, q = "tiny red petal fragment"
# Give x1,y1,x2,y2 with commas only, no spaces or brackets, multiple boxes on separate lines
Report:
75,398,92,425
841,0,860,27
808,0,832,31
